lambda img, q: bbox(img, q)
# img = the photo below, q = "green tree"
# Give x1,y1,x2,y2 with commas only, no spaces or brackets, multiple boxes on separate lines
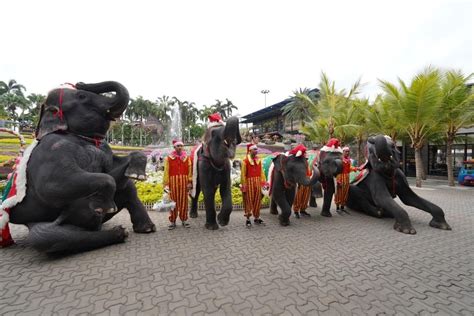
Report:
0,79,26,96
283,88,318,128
438,70,474,186
379,66,443,187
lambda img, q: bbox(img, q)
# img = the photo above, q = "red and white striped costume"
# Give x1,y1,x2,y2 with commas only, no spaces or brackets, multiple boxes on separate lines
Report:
293,160,312,212
335,150,357,207
241,144,266,219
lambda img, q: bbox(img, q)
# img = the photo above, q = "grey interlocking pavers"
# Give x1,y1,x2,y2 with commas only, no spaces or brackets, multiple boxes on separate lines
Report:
0,180,473,315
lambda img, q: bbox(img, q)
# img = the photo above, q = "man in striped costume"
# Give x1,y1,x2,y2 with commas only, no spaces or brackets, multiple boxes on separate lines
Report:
292,154,312,218
163,139,192,230
241,143,267,227
335,146,357,214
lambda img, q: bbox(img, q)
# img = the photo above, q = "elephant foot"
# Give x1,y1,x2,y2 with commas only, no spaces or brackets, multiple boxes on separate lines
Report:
125,152,147,181
429,219,452,230
321,210,332,217
205,222,219,230
309,201,317,208
270,208,278,215
90,195,117,215
217,213,230,226
393,222,416,235
133,221,156,233
112,225,129,242
189,211,198,218
278,215,290,226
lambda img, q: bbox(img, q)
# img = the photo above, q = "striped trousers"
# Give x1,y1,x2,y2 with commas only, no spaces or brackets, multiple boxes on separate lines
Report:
335,173,350,206
293,185,311,212
168,175,189,222
244,177,262,219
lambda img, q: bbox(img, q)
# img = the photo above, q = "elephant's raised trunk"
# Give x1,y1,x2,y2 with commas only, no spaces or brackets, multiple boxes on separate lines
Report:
75,81,129,118
297,167,320,187
223,116,242,145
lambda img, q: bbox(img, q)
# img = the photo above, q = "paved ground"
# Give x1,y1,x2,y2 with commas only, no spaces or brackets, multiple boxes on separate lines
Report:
1,180,473,315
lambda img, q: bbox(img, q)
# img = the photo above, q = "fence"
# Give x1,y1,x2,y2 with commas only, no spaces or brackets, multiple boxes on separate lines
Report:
143,201,270,212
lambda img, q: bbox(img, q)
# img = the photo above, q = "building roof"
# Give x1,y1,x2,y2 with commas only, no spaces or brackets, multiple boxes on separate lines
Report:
241,88,319,124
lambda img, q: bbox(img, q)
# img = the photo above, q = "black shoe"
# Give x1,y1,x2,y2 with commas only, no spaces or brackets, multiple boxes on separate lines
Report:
246,219,252,227
168,222,176,230
300,210,311,217
294,212,300,219
336,205,340,210
182,221,190,228
254,218,264,225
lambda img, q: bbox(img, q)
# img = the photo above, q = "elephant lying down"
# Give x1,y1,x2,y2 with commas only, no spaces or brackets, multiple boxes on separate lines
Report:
6,81,156,254
347,135,451,234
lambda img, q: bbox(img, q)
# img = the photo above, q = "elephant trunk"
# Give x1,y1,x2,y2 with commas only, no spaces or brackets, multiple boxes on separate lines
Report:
223,116,242,145
75,81,130,118
297,167,320,187
374,135,392,162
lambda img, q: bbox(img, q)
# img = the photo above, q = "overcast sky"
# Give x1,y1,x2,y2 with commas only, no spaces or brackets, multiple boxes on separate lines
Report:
1,0,472,117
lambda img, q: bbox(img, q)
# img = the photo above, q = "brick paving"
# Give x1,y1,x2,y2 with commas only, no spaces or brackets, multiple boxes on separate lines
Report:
1,180,473,315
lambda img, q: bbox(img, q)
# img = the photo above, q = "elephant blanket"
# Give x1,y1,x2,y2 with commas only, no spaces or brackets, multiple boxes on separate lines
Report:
0,141,38,247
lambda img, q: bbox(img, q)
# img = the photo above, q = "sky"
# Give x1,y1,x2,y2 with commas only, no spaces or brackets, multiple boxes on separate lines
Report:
1,0,472,117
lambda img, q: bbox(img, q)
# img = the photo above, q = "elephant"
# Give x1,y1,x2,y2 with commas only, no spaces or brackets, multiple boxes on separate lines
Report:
267,150,321,226
7,81,156,253
189,117,242,230
346,135,451,234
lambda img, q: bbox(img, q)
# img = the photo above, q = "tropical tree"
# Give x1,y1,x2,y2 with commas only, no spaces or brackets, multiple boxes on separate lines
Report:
283,88,318,128
379,66,443,187
222,98,238,119
438,70,474,186
0,93,29,122
25,93,46,126
366,94,405,142
199,105,217,123
0,79,26,96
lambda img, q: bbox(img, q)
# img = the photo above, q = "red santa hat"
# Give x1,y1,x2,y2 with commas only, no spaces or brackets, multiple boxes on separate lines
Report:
172,139,184,147
247,143,258,153
289,144,307,157
208,113,225,128
321,138,343,153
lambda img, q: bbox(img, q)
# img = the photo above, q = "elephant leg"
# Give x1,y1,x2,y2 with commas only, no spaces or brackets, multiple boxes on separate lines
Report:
369,174,416,234
190,179,201,218
109,153,146,189
395,171,451,230
26,220,127,254
346,185,383,218
321,178,335,217
217,182,232,226
309,196,317,208
270,197,278,215
202,185,218,230
274,190,293,226
112,180,156,233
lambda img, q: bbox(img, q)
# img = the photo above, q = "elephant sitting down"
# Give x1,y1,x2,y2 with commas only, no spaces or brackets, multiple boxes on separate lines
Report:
6,81,156,253
347,135,451,234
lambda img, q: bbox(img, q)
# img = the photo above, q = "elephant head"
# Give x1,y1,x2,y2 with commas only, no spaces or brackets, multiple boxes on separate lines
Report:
36,81,130,140
204,116,242,167
366,135,400,175
318,151,343,178
274,154,320,187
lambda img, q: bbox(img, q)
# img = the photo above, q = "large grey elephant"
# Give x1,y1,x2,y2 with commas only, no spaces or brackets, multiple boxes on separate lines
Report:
8,82,156,253
347,135,451,234
189,117,242,230
268,148,321,226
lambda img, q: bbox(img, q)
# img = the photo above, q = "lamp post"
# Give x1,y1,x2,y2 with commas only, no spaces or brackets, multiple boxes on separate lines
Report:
261,89,270,107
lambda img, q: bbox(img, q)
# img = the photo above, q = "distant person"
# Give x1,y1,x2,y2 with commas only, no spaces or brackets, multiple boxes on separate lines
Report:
335,146,358,214
163,139,192,229
241,143,267,227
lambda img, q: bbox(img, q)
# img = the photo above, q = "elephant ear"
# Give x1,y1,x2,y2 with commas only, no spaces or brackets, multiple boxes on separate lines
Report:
35,102,68,140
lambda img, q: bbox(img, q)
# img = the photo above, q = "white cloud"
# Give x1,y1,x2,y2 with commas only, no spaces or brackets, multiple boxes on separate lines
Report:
1,0,472,116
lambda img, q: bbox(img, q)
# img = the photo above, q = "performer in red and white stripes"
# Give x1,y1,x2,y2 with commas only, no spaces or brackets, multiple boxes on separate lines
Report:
335,146,357,214
163,139,192,229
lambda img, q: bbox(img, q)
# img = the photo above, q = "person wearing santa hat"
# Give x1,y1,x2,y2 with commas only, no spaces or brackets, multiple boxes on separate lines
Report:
240,143,267,227
207,112,225,128
335,146,357,214
163,139,192,229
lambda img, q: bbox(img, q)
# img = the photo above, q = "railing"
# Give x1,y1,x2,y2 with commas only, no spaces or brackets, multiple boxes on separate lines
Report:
143,201,270,211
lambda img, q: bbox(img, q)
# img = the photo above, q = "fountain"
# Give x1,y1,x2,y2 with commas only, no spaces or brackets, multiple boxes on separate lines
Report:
169,102,182,143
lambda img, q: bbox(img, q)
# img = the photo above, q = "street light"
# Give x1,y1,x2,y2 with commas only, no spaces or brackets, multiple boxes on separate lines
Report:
261,89,270,107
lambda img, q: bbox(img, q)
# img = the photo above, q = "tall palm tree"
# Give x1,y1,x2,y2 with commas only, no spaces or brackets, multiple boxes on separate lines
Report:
199,105,216,123
283,88,317,128
223,99,237,118
0,93,29,122
379,66,443,187
0,79,26,96
366,94,405,142
438,70,474,186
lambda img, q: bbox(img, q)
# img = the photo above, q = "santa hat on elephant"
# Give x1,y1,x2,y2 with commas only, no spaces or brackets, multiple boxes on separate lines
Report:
288,144,307,157
207,113,225,128
321,138,343,153
247,143,258,153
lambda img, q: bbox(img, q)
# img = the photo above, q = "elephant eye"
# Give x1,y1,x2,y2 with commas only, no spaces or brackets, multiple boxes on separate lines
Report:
78,93,87,100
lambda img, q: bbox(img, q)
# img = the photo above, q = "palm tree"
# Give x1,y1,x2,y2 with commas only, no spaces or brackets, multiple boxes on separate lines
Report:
438,70,474,186
366,94,405,142
26,93,46,125
0,79,26,96
283,88,317,128
0,93,29,122
222,99,238,118
379,66,443,187
199,105,216,123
